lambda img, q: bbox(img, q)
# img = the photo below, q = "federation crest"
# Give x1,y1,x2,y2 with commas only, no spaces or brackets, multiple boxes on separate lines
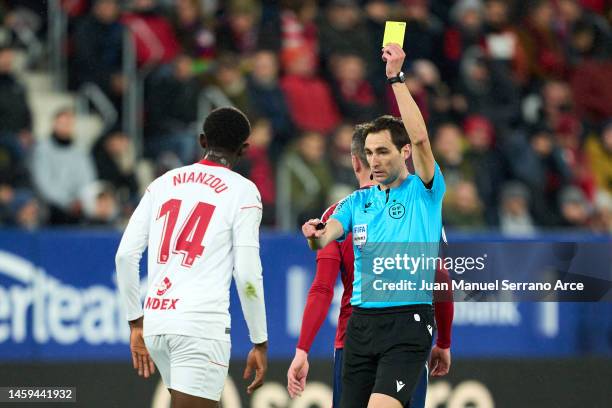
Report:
389,203,405,219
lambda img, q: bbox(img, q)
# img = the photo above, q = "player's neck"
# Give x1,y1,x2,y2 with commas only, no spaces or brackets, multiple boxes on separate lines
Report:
203,150,234,168
357,171,374,188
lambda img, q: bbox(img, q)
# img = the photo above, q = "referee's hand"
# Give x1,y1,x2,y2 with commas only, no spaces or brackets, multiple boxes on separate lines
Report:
302,219,325,240
429,345,451,377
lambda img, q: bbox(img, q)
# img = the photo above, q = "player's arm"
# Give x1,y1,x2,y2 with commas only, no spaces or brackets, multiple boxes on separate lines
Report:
288,249,341,398
115,187,155,378
384,44,435,184
431,265,453,377
232,192,268,394
297,256,342,353
116,187,152,322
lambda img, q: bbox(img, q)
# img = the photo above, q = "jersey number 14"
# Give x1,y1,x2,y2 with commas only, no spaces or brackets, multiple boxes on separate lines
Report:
156,198,216,267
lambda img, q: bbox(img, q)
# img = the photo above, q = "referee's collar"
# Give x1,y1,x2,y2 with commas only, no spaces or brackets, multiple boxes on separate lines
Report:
376,175,410,192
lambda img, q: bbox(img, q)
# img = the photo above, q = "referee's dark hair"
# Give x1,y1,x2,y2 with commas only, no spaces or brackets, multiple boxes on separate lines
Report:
363,115,410,152
201,107,251,153
351,123,370,168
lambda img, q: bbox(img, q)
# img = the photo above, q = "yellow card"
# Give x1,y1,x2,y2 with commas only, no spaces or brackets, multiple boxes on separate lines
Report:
382,21,406,48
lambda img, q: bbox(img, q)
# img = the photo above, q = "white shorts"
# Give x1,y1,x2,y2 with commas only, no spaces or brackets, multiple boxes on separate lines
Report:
144,334,231,401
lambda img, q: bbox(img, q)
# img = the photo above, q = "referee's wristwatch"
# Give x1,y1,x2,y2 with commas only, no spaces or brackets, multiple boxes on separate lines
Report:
387,71,405,85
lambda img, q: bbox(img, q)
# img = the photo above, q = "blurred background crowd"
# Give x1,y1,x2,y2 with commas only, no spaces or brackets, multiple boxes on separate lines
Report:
0,0,610,233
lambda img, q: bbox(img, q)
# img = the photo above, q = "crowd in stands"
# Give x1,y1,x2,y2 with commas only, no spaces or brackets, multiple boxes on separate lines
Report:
0,0,610,234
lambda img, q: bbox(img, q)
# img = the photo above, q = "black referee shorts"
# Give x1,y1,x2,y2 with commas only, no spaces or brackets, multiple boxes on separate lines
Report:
340,304,433,408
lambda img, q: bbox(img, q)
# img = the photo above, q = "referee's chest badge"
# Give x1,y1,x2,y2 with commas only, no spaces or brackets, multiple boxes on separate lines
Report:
389,203,405,219
353,224,367,249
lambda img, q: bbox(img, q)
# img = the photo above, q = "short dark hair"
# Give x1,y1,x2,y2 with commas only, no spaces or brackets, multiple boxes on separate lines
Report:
351,123,369,168
203,107,251,152
363,115,410,151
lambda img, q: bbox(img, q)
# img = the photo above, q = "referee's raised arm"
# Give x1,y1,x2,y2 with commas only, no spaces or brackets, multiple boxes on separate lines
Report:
383,44,436,185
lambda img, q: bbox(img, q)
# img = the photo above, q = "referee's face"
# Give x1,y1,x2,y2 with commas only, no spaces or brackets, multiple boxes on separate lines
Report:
365,130,409,186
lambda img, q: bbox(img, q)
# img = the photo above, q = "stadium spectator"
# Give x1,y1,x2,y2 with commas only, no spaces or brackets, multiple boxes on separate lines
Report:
214,53,252,115
433,122,472,186
519,0,568,82
456,47,521,129
482,0,530,86
555,114,596,199
558,0,612,54
247,49,294,158
498,181,536,235
442,0,484,83
329,123,359,188
260,0,319,67
0,124,30,190
280,0,318,51
122,0,179,67
80,181,120,226
0,188,41,229
30,109,97,225
569,59,612,124
559,185,592,228
234,117,276,226
329,53,380,123
92,129,139,207
443,179,486,229
402,0,445,66
144,54,201,164
277,131,333,229
170,0,216,62
318,0,373,72
280,45,341,133
412,59,459,127
0,46,32,145
215,0,261,56
536,79,575,130
463,115,507,225
584,121,612,196
72,0,125,108
508,125,572,226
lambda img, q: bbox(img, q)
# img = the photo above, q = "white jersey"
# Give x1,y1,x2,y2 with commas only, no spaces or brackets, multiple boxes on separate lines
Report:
116,159,267,343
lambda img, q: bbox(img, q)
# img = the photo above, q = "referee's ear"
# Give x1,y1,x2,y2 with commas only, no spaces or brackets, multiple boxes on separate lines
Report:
402,144,411,160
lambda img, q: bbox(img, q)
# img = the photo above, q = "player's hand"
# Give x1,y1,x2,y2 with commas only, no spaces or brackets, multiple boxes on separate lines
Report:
287,348,309,398
382,43,406,79
429,345,451,377
301,219,325,240
129,318,156,379
244,342,268,394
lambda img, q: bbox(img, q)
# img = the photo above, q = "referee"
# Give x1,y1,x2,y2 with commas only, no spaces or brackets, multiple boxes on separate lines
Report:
302,44,448,408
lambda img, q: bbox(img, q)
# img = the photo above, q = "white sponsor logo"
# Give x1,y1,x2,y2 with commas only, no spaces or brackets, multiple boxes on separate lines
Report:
396,380,405,392
0,250,145,346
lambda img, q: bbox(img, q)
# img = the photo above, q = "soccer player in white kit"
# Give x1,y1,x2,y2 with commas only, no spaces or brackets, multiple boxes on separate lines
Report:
116,107,268,408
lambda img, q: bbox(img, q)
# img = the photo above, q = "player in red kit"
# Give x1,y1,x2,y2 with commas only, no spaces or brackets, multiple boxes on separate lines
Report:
287,124,453,407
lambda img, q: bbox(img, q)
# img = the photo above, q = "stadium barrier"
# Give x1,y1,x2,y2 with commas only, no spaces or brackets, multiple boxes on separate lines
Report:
1,358,610,408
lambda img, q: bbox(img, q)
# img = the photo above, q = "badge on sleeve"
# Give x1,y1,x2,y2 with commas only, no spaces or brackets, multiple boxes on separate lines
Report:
353,224,368,249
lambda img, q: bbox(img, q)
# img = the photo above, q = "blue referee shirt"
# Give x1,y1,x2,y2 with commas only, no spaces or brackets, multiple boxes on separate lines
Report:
330,163,446,307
